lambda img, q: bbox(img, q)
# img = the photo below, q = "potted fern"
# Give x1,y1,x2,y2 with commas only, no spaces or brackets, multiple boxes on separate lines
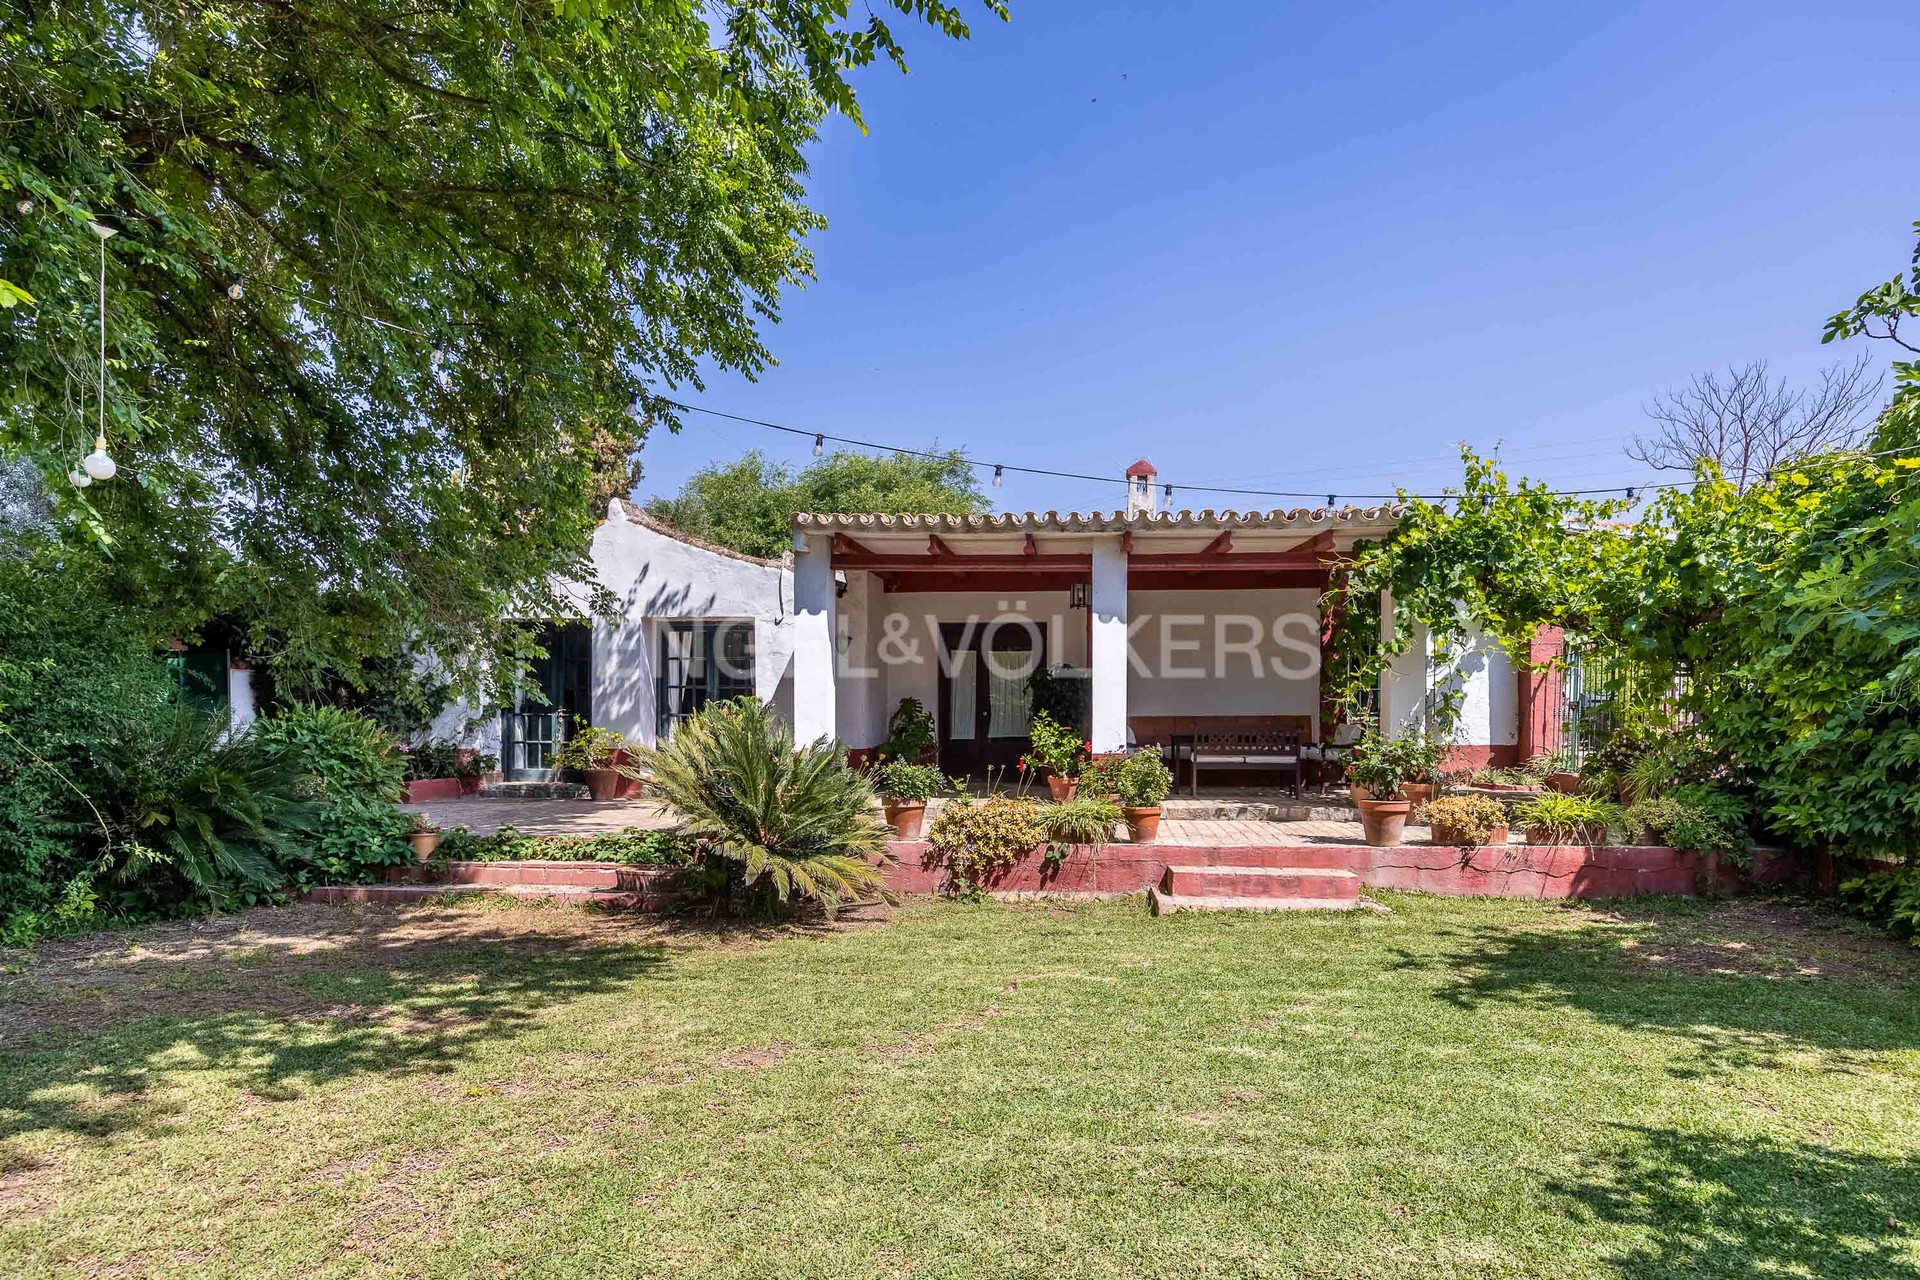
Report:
875,759,949,840
1112,751,1173,843
555,725,630,801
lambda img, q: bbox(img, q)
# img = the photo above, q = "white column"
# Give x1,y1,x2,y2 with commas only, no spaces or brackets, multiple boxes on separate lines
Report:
791,533,838,745
1089,538,1129,752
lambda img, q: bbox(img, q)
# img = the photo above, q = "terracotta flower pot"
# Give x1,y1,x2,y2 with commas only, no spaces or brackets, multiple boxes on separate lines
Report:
882,799,927,840
1545,772,1582,795
583,767,621,801
1123,805,1162,844
1402,782,1435,808
1047,775,1079,802
1348,783,1374,804
408,830,440,861
1431,822,1508,848
1355,797,1413,847
1524,824,1604,846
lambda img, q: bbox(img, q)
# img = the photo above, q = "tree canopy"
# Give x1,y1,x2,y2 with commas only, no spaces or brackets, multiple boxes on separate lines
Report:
0,0,1004,695
645,448,987,558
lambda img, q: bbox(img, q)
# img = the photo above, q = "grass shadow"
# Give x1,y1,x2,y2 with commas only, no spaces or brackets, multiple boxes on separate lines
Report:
1392,897,1920,1076
1555,1123,1920,1278
0,901,680,1146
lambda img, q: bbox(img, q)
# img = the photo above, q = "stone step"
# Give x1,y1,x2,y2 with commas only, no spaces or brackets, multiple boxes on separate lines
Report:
1149,886,1359,915
1159,800,1355,822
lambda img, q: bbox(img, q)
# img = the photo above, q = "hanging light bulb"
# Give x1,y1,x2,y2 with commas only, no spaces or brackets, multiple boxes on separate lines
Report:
1163,483,1172,503
87,221,118,483
1625,486,1637,501
68,467,91,489
228,282,243,300
1327,494,1337,510
83,434,117,481
15,199,32,215
812,433,824,457
992,464,1003,489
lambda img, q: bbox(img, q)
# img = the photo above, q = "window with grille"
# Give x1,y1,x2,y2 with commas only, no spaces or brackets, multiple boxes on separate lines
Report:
657,621,756,737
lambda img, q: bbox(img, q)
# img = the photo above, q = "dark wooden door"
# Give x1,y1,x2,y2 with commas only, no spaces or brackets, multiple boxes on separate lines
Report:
937,621,1046,775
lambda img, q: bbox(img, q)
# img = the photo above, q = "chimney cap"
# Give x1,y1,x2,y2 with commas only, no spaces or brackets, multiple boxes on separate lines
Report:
1124,458,1157,478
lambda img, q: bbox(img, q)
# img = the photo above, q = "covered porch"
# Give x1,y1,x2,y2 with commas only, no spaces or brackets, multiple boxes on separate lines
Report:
786,488,1420,773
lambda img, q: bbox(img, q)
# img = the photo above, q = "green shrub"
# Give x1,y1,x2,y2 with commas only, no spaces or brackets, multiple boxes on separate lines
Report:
435,825,697,865
1835,866,1920,944
1111,751,1173,808
632,697,891,915
0,555,173,941
554,724,629,771
253,704,410,885
925,795,1047,898
403,738,462,781
1041,796,1121,846
874,697,936,764
1626,785,1753,862
1514,792,1624,844
88,706,320,914
873,759,952,802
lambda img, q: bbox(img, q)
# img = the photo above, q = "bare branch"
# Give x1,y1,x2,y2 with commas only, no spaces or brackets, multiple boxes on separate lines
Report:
1627,354,1884,491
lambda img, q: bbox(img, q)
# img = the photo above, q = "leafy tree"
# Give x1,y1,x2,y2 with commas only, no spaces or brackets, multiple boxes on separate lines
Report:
646,447,987,558
0,0,1004,698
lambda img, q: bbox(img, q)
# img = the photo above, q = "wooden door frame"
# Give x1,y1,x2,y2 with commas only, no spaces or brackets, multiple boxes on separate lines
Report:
936,620,1048,775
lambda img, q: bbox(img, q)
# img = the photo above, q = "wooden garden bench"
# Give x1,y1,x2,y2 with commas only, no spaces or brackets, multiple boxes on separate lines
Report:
1177,731,1304,797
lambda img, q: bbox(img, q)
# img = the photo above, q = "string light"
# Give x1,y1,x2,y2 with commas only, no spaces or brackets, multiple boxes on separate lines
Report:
82,222,118,482
992,464,1003,488
219,280,1707,506
1327,494,1336,509
227,282,243,300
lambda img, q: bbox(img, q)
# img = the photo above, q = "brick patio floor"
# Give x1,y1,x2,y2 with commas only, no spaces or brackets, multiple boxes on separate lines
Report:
400,797,1508,850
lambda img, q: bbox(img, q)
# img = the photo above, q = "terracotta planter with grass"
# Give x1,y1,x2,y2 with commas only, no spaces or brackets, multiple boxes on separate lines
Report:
1047,775,1079,803
883,800,927,841
1524,824,1605,846
1356,797,1413,847
583,767,621,801
1123,805,1162,843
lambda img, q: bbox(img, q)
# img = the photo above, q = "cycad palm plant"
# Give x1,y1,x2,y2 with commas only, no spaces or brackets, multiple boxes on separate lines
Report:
95,706,320,909
635,698,893,915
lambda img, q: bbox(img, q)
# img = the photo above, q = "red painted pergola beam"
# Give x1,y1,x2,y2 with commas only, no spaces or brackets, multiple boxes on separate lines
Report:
832,552,1093,572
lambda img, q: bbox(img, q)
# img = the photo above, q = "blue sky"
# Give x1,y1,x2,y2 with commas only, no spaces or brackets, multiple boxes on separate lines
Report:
637,1,1919,514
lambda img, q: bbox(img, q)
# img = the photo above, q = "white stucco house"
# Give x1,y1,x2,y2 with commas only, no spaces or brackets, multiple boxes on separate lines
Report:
437,461,1536,783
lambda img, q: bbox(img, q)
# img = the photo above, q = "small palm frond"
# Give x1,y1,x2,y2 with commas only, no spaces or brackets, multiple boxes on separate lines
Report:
633,698,893,913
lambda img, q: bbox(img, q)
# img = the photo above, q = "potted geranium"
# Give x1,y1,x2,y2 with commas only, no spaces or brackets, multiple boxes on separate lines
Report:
1023,711,1088,802
1113,751,1173,843
1346,722,1413,847
407,812,441,861
875,759,949,840
555,724,631,801
454,750,499,796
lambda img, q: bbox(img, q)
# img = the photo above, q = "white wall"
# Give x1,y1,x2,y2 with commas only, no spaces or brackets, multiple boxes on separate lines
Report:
879,589,1084,744
1126,588,1322,731
592,503,794,746
1431,622,1518,750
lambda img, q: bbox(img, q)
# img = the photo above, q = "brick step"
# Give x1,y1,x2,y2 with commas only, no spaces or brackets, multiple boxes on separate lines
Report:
387,860,675,890
1149,883,1359,915
301,882,676,911
1161,864,1359,900
1160,845,1359,870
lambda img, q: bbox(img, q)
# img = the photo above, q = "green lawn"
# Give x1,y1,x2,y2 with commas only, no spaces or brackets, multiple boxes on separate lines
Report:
3,893,1918,1279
